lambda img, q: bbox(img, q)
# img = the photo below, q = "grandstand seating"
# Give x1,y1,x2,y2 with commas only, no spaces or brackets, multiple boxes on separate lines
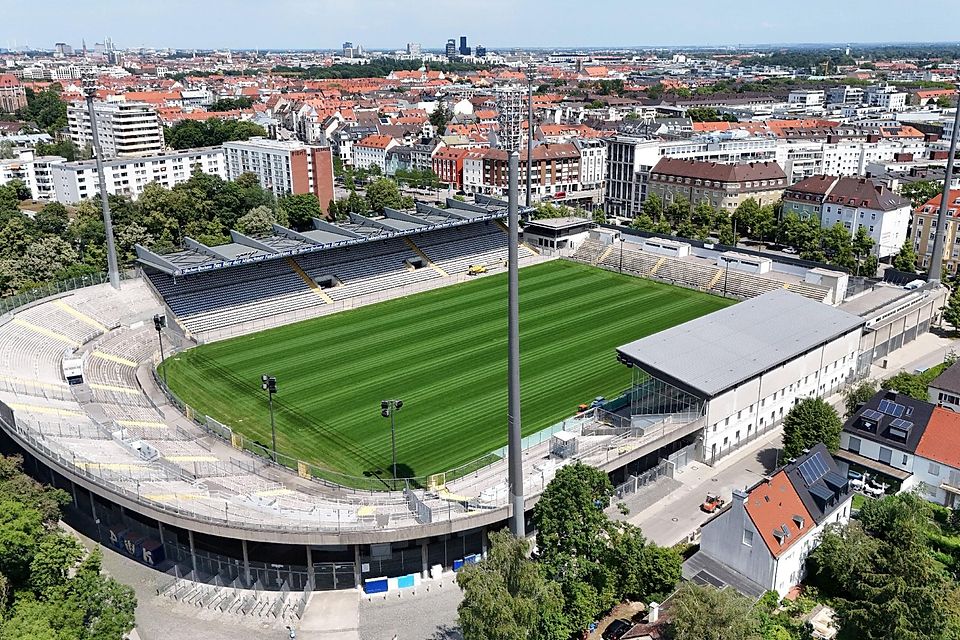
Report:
571,239,831,303
145,221,534,335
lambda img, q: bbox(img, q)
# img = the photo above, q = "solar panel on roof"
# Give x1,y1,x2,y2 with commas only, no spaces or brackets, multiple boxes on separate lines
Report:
809,484,834,502
824,471,847,491
890,418,913,431
861,409,884,422
878,399,906,417
798,451,830,485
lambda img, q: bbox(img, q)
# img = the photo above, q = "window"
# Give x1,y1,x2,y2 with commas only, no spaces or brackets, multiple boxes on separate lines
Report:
929,461,941,476
742,529,754,546
848,436,861,454
878,446,893,465
902,454,908,465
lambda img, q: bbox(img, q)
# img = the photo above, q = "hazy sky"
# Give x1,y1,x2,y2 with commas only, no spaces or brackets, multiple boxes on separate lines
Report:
4,0,960,51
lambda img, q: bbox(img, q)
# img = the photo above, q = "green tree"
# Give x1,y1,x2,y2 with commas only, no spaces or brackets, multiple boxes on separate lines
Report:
365,178,405,213
163,118,267,150
899,180,942,208
592,208,606,224
810,494,959,640
534,463,617,631
0,140,13,159
881,370,929,400
429,103,451,134
943,284,960,332
208,96,254,111
5,179,30,201
891,240,918,273
235,205,282,235
669,582,760,640
33,202,70,236
278,193,322,230
14,236,79,290
843,380,876,418
20,86,67,134
35,139,85,162
823,222,855,270
643,194,664,221
457,530,570,640
631,213,655,231
782,397,843,458
733,198,761,239
665,196,692,228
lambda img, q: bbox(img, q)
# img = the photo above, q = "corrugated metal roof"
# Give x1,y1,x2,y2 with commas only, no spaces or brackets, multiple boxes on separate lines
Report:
616,290,865,398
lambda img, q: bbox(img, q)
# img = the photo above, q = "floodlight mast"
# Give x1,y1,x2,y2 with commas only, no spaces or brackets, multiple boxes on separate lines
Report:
507,150,525,538
82,78,121,290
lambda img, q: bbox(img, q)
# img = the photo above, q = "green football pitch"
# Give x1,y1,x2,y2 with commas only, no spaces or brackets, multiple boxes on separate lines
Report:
163,260,732,482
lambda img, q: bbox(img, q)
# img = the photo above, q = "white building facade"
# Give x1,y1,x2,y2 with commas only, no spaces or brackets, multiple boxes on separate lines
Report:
67,101,165,158
51,147,224,203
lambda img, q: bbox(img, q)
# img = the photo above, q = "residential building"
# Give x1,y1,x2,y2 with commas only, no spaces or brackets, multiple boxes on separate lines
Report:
685,445,853,597
0,74,27,113
51,147,224,203
461,143,581,200
384,147,413,177
837,389,960,507
648,158,787,211
573,137,606,192
445,39,456,59
912,190,960,273
603,136,659,218
67,101,165,158
432,146,469,188
788,90,825,108
783,175,911,257
929,362,960,413
222,138,335,212
0,151,67,200
827,86,865,106
406,43,421,56
866,85,908,112
352,134,399,172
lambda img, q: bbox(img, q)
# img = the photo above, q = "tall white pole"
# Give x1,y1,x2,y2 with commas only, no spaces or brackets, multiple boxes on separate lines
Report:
85,90,121,289
507,151,524,537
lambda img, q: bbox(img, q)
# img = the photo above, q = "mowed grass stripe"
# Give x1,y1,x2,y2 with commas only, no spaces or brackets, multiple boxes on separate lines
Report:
164,261,732,477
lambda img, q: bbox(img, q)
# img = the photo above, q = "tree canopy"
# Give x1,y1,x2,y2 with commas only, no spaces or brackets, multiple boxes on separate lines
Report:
781,397,842,459
207,96,254,111
163,118,266,150
668,582,760,640
0,455,136,639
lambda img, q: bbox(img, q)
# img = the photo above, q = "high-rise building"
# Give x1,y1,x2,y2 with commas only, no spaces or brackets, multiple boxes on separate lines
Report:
445,39,456,59
53,42,73,57
222,138,335,213
475,45,487,57
67,101,165,159
495,86,525,152
406,42,421,56
342,41,355,58
459,36,469,56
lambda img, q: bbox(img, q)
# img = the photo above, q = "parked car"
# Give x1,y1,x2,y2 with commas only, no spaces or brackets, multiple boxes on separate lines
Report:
701,493,725,513
590,396,606,409
783,246,798,254
603,619,634,640
847,470,863,481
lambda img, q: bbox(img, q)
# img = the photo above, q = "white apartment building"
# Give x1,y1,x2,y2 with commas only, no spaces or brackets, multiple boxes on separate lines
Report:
573,137,606,191
51,147,224,203
0,151,67,200
821,137,927,177
67,101,165,158
866,85,908,112
788,90,826,107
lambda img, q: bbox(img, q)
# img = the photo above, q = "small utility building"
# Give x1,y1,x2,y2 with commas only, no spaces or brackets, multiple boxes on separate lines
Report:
521,217,593,256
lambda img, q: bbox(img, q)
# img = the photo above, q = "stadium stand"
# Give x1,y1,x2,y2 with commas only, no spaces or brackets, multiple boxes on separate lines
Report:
572,238,831,303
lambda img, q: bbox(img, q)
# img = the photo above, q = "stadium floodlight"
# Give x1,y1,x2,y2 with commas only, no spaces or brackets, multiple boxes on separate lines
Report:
928,82,960,283
82,76,121,290
261,375,278,462
507,150,525,538
153,314,167,384
524,62,535,209
381,399,403,490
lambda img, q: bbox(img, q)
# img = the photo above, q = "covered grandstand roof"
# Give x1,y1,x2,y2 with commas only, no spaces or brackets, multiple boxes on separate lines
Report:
616,290,865,399
135,196,524,277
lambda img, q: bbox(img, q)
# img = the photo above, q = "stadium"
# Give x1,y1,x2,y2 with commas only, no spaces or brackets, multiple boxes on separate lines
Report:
0,194,947,611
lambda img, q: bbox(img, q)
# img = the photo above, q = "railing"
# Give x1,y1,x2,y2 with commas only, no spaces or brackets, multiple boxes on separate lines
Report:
0,271,134,317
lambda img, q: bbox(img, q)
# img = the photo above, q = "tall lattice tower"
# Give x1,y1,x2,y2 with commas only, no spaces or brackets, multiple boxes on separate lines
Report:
496,86,525,152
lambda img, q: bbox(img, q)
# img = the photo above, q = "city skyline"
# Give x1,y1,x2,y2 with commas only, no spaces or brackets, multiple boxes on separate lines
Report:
4,0,960,51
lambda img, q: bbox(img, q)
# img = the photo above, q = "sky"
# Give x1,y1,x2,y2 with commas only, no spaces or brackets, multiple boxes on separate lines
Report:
3,0,960,51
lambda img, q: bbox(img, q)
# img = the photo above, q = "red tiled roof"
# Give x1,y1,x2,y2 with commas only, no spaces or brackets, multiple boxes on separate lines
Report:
652,157,786,183
744,472,813,558
0,74,21,88
356,134,395,149
916,407,960,469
